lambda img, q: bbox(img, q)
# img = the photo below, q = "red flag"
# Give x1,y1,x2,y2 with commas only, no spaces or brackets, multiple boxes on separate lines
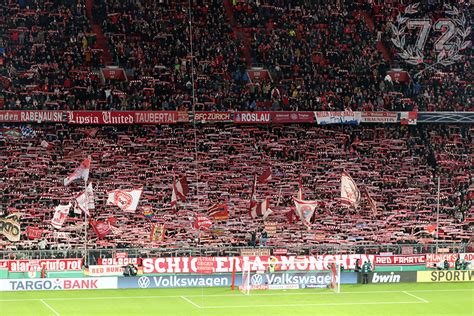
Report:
425,224,444,236
257,167,272,183
171,175,189,207
208,203,229,220
27,226,43,240
285,209,295,224
362,186,377,216
89,218,116,240
425,224,437,235
194,215,212,230
64,156,91,186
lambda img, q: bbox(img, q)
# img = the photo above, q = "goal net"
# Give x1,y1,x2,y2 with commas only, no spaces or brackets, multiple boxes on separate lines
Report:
238,258,340,295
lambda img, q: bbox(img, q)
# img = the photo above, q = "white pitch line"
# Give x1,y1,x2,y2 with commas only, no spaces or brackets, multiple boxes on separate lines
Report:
40,299,60,316
180,296,202,309
201,301,425,309
403,291,429,303
0,288,471,302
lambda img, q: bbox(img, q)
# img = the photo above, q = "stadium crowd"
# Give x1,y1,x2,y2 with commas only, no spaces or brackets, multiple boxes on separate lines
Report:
0,123,472,253
0,0,471,111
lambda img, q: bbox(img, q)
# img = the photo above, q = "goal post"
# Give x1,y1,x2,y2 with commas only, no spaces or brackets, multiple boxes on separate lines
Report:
236,258,341,295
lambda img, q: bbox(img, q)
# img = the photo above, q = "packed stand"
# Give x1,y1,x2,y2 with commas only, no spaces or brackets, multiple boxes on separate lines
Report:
1,0,471,112
0,123,472,253
231,0,394,111
367,0,473,111
98,0,249,111
0,0,106,110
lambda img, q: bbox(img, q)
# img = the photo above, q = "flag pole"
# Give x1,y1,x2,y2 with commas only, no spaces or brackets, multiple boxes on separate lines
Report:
436,177,440,254
276,188,282,207
84,180,88,266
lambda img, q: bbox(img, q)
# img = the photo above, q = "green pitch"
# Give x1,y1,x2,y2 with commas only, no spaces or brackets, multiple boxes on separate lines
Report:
0,282,472,316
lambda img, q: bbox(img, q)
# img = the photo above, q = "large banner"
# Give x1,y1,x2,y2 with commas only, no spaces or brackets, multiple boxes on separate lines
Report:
142,255,375,274
425,253,473,269
0,110,65,123
233,112,271,124
417,270,473,283
315,111,361,125
194,112,232,123
7,259,82,272
0,277,117,291
68,111,188,125
271,112,314,123
375,255,426,266
361,112,398,123
0,110,473,125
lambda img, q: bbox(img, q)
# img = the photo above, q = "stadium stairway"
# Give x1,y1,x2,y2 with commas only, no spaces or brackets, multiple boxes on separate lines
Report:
85,0,114,65
223,0,253,66
360,10,393,63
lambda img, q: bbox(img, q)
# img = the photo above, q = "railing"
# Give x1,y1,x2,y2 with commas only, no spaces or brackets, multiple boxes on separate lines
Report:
0,242,469,265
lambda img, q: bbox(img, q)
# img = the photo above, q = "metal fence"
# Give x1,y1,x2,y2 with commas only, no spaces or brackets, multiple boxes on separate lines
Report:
0,242,469,265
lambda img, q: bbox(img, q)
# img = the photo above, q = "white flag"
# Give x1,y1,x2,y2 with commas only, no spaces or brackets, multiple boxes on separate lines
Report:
107,188,143,212
51,203,71,229
293,197,319,227
74,183,95,216
341,171,360,207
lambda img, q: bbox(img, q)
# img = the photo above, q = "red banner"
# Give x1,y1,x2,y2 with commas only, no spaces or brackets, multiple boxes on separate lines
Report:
271,111,314,123
361,112,398,123
68,111,187,125
195,257,216,274
375,255,426,266
101,68,127,81
8,259,82,272
194,112,232,123
233,112,271,124
26,226,43,240
0,110,64,123
98,257,140,266
142,254,375,274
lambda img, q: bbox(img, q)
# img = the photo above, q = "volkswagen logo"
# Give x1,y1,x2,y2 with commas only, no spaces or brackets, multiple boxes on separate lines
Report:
137,276,150,288
250,274,263,285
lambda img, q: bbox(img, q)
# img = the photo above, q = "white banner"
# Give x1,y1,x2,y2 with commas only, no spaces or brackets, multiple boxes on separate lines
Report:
315,111,361,125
